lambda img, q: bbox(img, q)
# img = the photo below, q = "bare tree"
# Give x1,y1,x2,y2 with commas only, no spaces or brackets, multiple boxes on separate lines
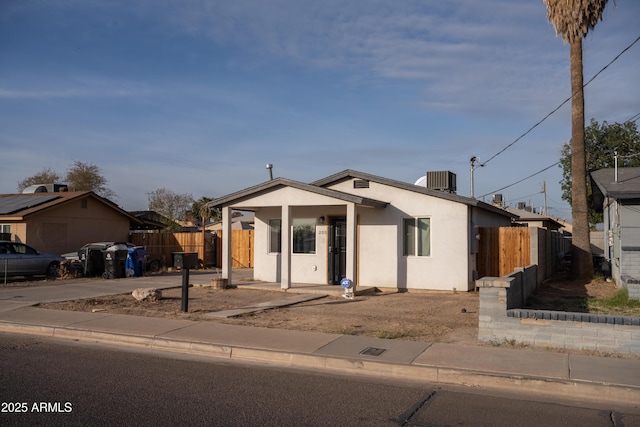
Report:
543,0,608,279
147,188,194,227
65,160,115,199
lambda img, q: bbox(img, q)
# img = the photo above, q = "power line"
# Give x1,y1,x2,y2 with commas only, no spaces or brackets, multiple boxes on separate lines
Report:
481,34,640,167
626,112,640,123
479,161,560,199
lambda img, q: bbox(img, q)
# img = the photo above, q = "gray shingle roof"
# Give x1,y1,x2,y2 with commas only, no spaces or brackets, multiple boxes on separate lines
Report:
591,168,640,199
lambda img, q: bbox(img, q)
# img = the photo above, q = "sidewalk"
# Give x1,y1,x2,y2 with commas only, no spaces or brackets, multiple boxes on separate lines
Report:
1,272,639,407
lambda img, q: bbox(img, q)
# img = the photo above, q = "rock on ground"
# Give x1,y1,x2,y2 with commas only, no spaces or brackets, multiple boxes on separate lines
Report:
132,288,162,302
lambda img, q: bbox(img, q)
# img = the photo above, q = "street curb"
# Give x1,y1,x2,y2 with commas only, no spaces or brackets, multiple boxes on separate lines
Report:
2,321,640,406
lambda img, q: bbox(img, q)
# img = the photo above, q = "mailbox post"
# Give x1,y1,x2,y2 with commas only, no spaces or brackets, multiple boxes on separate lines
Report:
181,268,190,312
172,252,198,312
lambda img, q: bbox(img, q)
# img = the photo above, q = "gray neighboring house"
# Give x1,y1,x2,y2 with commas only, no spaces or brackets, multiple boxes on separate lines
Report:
591,167,640,290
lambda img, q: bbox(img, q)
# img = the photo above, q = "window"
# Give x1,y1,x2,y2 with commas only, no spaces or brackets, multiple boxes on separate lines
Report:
0,224,10,240
403,217,431,256
293,218,316,254
269,219,281,253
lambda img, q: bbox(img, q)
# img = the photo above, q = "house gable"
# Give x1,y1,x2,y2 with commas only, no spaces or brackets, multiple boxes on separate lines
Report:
0,192,142,255
312,169,514,220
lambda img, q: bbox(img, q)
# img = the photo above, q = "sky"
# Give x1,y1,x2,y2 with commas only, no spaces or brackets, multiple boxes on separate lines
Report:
1,1,639,220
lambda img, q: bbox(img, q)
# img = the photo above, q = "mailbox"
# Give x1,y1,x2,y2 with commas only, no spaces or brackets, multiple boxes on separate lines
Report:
172,252,198,269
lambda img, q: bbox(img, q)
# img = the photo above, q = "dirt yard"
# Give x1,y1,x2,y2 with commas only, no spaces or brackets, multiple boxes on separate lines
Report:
31,271,637,346
40,286,480,344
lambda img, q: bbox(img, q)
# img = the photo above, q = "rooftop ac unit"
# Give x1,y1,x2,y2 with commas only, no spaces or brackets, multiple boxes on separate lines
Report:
492,194,503,204
426,171,456,193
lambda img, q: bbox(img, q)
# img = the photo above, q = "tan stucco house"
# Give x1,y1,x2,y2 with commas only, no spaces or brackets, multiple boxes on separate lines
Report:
0,191,141,255
208,170,515,291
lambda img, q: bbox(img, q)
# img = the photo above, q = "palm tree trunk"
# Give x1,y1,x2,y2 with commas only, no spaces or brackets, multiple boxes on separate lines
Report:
569,37,593,279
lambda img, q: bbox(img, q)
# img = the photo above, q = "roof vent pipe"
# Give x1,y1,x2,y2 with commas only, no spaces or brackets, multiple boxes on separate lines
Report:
266,163,273,180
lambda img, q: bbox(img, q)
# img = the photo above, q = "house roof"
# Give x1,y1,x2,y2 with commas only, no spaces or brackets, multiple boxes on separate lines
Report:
207,176,389,209
207,213,255,231
504,206,565,230
129,210,176,230
590,168,640,200
313,170,515,218
207,170,515,219
0,192,141,224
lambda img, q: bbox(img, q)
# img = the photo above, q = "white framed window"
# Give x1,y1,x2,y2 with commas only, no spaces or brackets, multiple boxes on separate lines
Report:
269,219,281,253
403,217,431,256
292,218,316,254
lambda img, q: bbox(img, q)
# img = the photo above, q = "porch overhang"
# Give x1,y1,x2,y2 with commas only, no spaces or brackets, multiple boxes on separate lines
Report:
206,177,388,210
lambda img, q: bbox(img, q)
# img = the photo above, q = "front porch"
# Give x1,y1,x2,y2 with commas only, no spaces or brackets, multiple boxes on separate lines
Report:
206,268,377,297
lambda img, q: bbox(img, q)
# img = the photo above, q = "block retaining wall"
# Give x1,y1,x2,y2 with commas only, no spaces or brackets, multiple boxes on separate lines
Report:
478,266,640,355
621,275,640,301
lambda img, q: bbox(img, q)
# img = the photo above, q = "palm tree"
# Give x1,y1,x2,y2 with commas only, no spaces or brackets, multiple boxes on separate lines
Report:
543,0,608,279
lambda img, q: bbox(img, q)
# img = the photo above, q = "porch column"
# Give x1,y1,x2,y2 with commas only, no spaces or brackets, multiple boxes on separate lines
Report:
281,204,292,289
221,206,233,285
346,202,357,285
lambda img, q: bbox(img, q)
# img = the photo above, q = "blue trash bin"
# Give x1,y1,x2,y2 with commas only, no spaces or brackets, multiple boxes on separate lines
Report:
126,246,146,277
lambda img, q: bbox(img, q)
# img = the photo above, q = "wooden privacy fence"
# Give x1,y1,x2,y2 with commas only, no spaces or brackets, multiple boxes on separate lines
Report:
477,226,571,280
477,227,531,278
129,230,254,269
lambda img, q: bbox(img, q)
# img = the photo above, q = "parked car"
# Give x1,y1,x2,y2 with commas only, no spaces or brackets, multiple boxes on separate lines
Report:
0,241,64,278
62,242,163,273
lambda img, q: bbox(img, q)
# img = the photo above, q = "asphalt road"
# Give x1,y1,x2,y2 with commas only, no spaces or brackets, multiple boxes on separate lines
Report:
1,333,639,426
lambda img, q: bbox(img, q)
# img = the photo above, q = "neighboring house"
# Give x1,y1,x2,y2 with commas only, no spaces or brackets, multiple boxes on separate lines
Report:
591,167,640,286
206,212,255,232
208,170,515,291
0,191,141,256
504,206,565,232
129,210,177,232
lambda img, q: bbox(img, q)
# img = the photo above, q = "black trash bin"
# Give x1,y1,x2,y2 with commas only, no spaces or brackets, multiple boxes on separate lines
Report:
80,247,105,277
103,247,128,279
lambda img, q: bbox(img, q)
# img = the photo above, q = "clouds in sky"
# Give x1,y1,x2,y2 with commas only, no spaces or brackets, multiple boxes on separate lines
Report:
1,0,638,217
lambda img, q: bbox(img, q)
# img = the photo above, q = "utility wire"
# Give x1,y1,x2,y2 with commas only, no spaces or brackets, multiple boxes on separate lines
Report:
626,112,640,123
480,34,640,167
479,161,560,199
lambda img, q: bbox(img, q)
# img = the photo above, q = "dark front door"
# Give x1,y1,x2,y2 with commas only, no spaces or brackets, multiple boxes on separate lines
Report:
328,217,347,285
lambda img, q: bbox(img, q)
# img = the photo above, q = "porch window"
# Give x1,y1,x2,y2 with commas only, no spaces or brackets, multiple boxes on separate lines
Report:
269,219,281,253
293,218,316,254
403,217,431,256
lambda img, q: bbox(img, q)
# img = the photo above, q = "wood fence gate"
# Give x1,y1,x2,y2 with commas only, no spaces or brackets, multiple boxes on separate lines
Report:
477,227,531,278
130,230,254,269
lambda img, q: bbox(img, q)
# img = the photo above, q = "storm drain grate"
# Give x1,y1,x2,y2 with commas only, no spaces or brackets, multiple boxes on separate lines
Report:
359,347,387,356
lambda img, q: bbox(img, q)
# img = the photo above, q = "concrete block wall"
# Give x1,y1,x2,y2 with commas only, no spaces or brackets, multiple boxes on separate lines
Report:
478,268,640,355
621,250,640,281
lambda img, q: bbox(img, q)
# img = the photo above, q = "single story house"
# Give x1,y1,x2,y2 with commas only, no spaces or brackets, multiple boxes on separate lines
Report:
504,206,566,232
591,167,640,286
0,191,141,256
208,170,515,291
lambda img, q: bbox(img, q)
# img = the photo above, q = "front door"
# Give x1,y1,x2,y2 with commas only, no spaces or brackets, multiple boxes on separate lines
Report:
328,217,347,285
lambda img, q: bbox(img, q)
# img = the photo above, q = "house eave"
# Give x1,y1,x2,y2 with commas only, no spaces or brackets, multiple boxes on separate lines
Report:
207,177,389,210
313,169,515,219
